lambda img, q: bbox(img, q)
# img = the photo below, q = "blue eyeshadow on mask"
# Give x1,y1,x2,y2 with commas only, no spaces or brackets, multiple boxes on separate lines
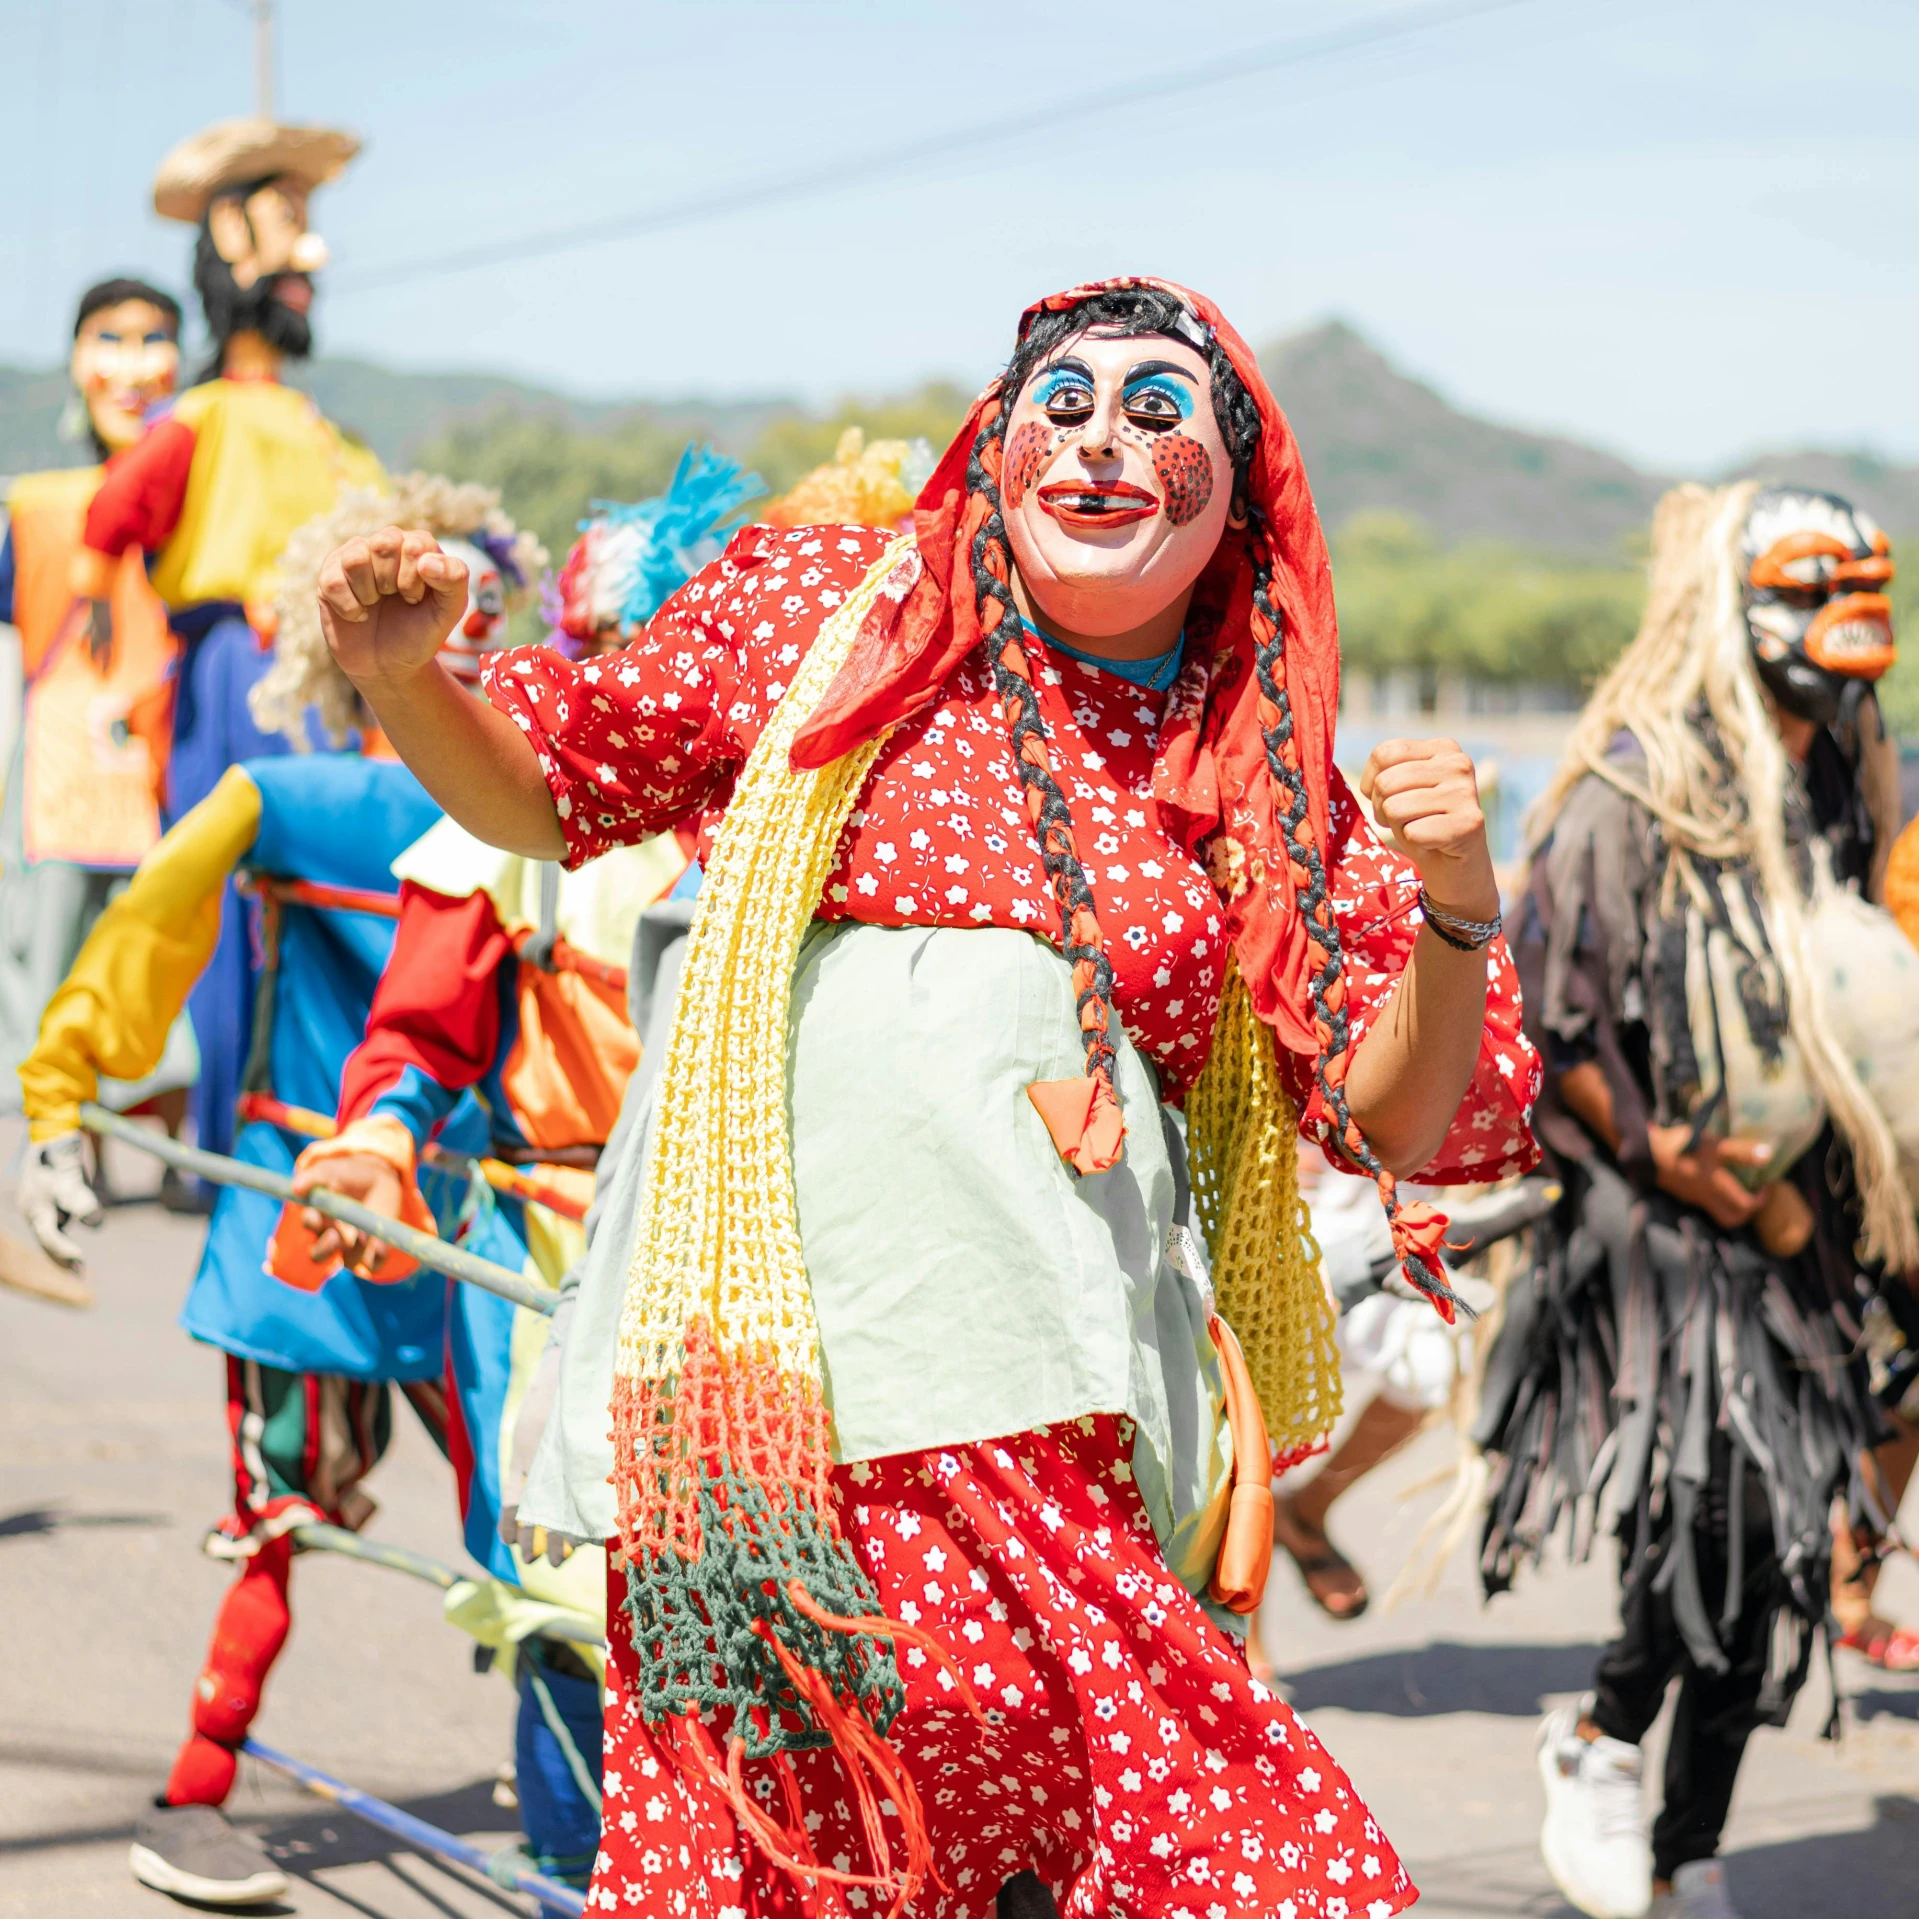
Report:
1032,367,1093,409
1121,373,1195,420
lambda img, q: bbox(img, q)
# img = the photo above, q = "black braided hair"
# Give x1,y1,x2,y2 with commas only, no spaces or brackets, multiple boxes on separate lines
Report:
967,289,1259,1097
1246,522,1461,1315
966,442,1118,1086
975,286,1460,1313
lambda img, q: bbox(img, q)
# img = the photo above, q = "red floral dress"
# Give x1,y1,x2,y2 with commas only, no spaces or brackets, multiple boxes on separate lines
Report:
485,522,1537,1171
594,1418,1415,1919
488,523,1538,1917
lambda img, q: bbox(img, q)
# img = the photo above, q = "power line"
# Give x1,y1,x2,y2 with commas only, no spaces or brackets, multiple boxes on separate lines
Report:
336,0,1546,296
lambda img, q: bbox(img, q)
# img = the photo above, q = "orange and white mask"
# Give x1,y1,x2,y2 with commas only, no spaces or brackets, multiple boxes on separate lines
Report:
1742,486,1895,724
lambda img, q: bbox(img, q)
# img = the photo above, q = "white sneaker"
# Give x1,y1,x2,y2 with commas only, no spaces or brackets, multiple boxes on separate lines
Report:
1537,1701,1652,1918
1649,1860,1742,1919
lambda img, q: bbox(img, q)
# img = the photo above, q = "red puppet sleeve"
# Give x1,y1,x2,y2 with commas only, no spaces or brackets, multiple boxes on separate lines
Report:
83,415,197,560
334,882,515,1144
275,883,512,1292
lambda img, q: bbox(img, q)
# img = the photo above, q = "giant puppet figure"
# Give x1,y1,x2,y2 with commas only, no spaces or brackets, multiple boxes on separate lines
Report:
18,479,544,1909
1483,483,1916,1919
19,460,771,1906
73,118,382,1162
0,278,184,1109
318,278,1543,1919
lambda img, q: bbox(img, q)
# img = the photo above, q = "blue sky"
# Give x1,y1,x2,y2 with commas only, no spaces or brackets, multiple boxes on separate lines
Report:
2,0,1912,473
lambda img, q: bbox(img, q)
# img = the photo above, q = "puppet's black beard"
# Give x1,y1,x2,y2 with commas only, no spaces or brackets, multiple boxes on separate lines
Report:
193,241,315,373
229,276,314,359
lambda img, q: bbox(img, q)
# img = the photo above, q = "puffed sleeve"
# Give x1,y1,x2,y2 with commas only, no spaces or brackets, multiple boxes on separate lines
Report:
482,522,895,868
486,532,793,866
83,415,198,559
1286,770,1542,1182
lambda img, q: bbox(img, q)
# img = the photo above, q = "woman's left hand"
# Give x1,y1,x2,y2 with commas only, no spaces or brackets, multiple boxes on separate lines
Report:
1359,737,1499,921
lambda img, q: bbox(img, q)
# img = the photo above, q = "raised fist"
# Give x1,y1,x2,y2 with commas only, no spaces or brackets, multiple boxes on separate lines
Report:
1358,736,1499,922
317,526,469,690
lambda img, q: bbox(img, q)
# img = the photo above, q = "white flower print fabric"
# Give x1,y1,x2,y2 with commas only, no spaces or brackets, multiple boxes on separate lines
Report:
484,522,1538,1171
589,1415,1417,1918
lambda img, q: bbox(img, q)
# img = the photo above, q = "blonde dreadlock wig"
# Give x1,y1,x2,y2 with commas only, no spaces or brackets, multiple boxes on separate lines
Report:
252,472,543,748
1532,480,1918,1267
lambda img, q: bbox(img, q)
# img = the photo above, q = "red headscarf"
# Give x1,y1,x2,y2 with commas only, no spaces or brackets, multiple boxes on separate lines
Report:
792,276,1341,1061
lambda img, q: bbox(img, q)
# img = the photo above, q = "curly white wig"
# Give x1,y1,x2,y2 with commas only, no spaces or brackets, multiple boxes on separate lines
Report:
250,471,545,750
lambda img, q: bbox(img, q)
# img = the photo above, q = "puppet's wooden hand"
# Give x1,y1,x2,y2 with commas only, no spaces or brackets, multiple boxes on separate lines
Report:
318,526,468,691
1359,736,1500,922
291,1150,406,1275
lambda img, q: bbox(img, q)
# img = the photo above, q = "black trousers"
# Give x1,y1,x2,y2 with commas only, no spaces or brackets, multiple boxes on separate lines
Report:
1589,1442,1781,1881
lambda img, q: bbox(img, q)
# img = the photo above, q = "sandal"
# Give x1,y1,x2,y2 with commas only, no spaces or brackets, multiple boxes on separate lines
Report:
1271,1495,1369,1620
1836,1621,1919,1672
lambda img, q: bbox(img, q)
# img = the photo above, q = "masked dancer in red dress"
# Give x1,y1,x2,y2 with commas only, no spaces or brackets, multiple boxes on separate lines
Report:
315,280,1540,1919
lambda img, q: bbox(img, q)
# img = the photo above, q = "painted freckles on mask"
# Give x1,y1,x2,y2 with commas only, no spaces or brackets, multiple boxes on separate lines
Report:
1152,434,1214,527
1004,419,1055,511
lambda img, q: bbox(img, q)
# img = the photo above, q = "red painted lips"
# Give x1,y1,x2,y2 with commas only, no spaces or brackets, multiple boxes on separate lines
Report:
1036,481,1160,530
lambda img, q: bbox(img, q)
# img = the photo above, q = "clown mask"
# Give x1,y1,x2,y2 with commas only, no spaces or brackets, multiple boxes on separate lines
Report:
71,298,179,453
999,329,1233,641
1742,487,1895,725
436,537,511,686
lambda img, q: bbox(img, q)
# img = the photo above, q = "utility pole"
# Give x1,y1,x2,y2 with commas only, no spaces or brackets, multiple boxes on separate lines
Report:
254,0,273,117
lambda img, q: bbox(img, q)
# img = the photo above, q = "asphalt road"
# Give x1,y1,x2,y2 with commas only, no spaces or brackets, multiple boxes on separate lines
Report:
1,1117,1913,1918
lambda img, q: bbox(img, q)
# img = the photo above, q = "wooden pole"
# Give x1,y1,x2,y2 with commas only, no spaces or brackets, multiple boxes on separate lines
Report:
254,0,273,117
78,1103,557,1316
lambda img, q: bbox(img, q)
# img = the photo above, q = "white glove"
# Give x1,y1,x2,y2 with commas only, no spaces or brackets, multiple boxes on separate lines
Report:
498,1291,584,1566
18,1133,103,1270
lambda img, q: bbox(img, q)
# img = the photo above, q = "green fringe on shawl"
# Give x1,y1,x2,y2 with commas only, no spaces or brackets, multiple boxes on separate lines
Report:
622,1470,906,1761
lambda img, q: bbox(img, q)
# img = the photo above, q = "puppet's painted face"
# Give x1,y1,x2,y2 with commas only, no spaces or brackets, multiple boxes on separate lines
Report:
1000,329,1232,638
1741,487,1894,724
205,179,327,353
436,537,511,686
71,299,179,452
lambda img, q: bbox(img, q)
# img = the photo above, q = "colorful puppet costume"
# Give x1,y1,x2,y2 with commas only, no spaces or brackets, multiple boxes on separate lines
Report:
21,757,462,1781
17,753,618,1854
499,280,1539,1917
76,384,383,1158
68,115,382,1161
0,460,185,1107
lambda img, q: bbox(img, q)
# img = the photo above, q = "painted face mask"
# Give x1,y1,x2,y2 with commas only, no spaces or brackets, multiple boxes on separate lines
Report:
71,299,180,453
436,536,511,686
1742,486,1895,725
999,328,1234,640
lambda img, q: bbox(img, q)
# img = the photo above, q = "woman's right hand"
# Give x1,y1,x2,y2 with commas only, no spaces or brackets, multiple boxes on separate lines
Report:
318,526,469,690
1648,1126,1772,1228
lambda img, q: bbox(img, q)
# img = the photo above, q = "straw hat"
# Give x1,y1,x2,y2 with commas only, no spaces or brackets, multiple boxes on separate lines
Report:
153,117,361,224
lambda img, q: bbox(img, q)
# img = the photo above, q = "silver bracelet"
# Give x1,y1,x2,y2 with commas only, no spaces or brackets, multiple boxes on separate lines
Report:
1418,886,1501,952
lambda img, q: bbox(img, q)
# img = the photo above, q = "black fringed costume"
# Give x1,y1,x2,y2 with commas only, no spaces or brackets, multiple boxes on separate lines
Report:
1475,716,1894,1879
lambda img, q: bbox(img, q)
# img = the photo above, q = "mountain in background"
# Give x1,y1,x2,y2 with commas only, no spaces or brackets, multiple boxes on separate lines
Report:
1258,322,1665,553
5,321,1917,547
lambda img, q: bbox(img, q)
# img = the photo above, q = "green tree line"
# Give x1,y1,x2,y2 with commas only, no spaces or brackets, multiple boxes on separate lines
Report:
418,404,1919,733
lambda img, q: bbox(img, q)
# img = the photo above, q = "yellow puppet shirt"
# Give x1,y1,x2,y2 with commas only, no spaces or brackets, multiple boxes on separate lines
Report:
147,380,383,616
